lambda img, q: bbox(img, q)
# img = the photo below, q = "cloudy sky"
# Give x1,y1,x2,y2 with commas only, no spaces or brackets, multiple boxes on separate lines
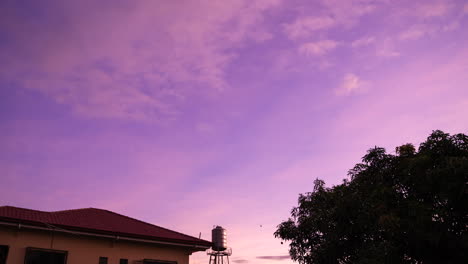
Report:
1,0,468,263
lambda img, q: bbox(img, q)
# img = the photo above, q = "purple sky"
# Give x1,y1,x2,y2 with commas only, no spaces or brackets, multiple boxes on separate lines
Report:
1,0,468,263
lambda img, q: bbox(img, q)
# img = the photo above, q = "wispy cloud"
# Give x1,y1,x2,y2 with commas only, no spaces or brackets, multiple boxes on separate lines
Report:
0,0,281,122
284,16,335,39
442,21,459,32
298,40,339,56
399,26,431,41
351,36,376,48
321,0,381,26
376,39,400,58
335,73,369,96
415,1,453,18
399,18,464,41
256,255,290,261
283,0,382,38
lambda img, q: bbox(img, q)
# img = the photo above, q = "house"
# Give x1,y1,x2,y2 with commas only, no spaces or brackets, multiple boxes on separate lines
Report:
0,206,212,264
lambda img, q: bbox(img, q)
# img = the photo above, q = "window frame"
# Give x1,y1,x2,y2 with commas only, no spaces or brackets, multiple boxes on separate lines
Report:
99,256,108,264
24,247,68,264
0,245,9,264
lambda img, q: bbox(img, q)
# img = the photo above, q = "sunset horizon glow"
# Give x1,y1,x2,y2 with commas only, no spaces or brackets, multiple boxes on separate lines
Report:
1,1,468,263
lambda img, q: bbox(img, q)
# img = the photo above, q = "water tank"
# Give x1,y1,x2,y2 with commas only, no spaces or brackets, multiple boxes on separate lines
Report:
211,226,227,251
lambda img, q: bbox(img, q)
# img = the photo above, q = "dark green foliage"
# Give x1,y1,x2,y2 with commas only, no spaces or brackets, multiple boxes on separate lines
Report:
275,130,468,264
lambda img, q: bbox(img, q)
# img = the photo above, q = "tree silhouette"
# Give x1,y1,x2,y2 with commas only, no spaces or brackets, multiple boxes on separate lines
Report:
275,130,468,264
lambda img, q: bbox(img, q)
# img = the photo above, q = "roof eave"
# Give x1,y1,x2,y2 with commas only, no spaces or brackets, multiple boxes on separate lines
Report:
0,218,212,250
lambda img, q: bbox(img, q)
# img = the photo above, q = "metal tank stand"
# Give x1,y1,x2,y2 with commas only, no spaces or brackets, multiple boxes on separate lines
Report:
207,248,231,264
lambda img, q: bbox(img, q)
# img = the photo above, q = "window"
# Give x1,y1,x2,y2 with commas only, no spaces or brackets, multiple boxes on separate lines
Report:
0,245,9,264
99,257,108,264
24,247,67,264
120,259,128,264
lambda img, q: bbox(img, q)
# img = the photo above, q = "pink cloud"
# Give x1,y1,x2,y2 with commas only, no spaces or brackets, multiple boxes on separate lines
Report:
320,0,381,26
282,0,382,39
283,16,336,39
298,40,339,56
351,36,376,48
376,39,401,58
415,1,453,18
335,73,369,96
398,25,436,41
442,21,460,32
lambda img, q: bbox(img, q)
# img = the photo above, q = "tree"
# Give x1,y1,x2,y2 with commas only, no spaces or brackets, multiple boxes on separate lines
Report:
275,130,468,264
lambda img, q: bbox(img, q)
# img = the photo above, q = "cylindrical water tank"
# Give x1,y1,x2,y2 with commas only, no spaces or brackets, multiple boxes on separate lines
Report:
212,226,227,251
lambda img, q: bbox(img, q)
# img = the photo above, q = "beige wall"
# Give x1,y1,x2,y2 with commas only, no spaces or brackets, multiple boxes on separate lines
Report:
0,225,198,264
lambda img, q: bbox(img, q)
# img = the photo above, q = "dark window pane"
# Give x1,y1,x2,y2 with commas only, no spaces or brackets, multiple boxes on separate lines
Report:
120,259,128,264
25,248,67,264
99,257,108,264
0,245,9,264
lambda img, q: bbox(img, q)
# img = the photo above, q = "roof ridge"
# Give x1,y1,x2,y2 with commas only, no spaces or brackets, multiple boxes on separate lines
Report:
51,207,96,213
0,205,49,213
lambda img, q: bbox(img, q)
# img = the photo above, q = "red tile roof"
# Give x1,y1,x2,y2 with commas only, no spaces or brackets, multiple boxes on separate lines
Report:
0,206,211,248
